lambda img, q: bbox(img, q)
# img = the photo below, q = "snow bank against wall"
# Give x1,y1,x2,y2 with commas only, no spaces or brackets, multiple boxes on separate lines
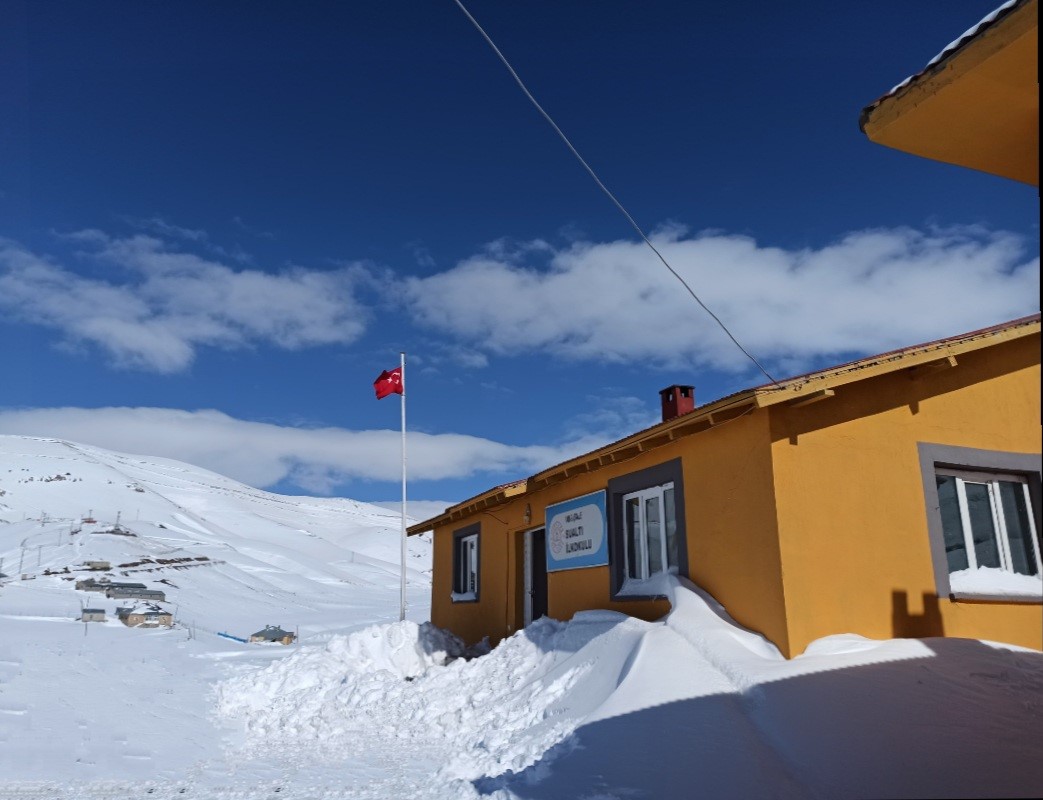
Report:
215,577,1043,799
216,612,649,783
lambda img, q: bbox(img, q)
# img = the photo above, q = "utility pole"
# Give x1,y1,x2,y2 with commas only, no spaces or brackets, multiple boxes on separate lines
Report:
18,548,25,573
37,545,42,567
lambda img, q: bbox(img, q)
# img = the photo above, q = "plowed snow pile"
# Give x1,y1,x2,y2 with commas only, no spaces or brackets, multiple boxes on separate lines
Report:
216,612,650,784
211,577,1043,799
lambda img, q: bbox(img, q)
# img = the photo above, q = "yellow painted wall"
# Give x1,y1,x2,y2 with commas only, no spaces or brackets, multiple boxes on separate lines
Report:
431,410,790,652
431,515,512,647
769,334,1042,656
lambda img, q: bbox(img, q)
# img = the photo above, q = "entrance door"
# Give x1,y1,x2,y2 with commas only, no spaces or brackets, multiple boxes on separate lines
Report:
524,528,548,625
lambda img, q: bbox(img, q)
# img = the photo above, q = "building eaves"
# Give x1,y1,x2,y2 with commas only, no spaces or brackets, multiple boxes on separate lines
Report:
859,0,1028,130
408,314,1040,535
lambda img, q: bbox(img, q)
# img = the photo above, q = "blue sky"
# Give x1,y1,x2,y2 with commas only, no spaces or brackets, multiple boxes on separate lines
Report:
1,1,1039,513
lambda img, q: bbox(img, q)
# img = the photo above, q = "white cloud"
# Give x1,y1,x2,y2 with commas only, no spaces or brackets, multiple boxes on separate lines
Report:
402,226,1040,373
0,407,586,492
0,234,369,372
562,395,660,443
6,223,1036,378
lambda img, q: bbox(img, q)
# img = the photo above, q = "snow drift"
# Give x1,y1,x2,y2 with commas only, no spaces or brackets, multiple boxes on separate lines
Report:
215,576,1043,799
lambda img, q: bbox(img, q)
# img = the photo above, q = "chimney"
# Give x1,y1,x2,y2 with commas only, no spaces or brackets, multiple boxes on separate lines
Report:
660,385,695,422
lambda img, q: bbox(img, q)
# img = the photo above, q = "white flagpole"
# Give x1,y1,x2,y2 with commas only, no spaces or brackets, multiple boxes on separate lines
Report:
399,351,407,622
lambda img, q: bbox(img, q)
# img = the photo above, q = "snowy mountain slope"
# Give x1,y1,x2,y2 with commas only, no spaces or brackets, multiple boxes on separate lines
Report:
0,435,432,639
0,434,435,790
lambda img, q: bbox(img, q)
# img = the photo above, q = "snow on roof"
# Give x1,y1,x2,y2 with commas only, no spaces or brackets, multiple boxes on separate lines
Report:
118,603,168,616
866,0,1024,108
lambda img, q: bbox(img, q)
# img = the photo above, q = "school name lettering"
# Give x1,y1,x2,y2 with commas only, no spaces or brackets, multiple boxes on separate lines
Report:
545,495,608,571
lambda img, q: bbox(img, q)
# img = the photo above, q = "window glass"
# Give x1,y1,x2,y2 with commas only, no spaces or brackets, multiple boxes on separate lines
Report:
936,475,969,572
999,481,1038,576
664,486,678,569
625,496,643,579
964,482,1001,569
611,463,685,595
466,536,477,593
454,544,463,594
452,530,479,599
645,494,663,575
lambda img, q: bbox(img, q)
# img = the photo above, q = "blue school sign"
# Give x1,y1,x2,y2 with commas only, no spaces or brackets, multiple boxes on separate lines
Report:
545,490,608,572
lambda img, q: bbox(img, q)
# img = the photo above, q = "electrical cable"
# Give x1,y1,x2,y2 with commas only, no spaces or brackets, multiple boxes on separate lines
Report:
450,0,780,386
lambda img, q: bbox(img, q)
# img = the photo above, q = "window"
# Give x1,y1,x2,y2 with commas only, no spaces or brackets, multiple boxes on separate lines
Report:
919,444,1042,601
623,482,679,580
936,469,1041,582
608,458,687,597
451,525,480,602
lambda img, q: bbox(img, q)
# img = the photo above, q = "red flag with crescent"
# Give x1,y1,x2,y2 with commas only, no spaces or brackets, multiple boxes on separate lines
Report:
374,367,404,399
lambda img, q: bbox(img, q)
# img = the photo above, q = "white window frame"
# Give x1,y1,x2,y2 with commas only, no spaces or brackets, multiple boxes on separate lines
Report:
622,481,678,582
936,468,1042,578
451,530,479,602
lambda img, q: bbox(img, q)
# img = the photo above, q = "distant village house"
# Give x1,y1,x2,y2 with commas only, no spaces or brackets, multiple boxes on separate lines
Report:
117,605,173,628
84,560,111,571
76,578,109,591
249,625,296,645
81,608,106,623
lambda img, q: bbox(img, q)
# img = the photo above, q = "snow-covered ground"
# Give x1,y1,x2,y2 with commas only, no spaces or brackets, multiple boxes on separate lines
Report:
0,435,433,796
3,436,1042,798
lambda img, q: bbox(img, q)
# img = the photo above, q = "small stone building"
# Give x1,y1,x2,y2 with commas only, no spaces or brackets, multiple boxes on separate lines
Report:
249,625,296,645
77,577,110,591
117,604,173,628
81,608,106,622
84,560,111,571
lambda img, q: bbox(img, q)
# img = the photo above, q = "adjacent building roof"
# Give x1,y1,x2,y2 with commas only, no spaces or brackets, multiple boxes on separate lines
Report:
117,603,168,616
860,0,1038,185
408,314,1041,534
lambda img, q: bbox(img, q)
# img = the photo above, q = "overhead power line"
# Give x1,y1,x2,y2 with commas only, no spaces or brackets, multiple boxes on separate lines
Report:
450,0,780,386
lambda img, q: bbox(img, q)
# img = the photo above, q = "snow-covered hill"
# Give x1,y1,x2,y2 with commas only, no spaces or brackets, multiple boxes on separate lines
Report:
0,435,432,640
0,434,435,790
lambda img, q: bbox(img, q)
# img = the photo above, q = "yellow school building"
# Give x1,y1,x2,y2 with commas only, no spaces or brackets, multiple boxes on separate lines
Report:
410,315,1042,657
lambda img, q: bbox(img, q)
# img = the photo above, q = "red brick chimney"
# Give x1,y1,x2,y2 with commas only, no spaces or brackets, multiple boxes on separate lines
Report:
660,385,695,422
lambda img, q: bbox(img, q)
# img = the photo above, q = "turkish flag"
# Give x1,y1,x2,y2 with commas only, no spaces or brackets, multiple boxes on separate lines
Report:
374,367,404,399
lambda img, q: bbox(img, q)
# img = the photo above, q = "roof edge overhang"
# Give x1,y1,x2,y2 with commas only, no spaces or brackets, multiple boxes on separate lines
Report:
859,0,1039,186
408,314,1041,535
